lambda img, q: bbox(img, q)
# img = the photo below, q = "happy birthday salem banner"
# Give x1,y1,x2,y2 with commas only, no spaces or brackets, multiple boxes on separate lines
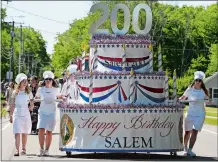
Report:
59,110,183,152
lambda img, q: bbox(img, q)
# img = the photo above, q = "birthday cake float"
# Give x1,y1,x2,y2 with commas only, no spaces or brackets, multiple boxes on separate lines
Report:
58,3,185,155
59,34,184,109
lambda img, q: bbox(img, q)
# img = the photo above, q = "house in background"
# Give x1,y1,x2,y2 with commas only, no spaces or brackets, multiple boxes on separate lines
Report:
204,72,218,107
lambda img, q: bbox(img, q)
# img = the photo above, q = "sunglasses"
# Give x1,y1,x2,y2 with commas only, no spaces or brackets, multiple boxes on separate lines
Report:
195,79,202,82
45,78,52,81
21,79,27,83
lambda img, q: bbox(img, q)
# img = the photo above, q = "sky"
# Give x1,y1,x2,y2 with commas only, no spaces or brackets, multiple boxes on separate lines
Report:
2,1,216,54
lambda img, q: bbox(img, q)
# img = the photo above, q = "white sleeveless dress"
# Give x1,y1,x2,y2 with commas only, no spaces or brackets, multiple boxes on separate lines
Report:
13,91,33,134
183,87,206,131
36,87,60,131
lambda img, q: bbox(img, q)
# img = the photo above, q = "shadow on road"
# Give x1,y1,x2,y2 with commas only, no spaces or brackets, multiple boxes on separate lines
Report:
52,153,218,161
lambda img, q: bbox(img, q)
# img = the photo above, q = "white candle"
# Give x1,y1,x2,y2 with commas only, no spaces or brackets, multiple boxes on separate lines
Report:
129,68,135,104
149,43,153,72
122,44,126,71
93,44,98,71
165,70,169,105
158,44,162,72
89,70,93,104
82,51,86,71
173,69,177,105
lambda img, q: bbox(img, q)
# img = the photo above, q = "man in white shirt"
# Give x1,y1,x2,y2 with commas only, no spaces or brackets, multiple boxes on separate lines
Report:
61,64,77,98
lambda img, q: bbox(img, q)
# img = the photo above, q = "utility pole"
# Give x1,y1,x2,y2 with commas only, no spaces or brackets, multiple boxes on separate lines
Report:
9,21,15,82
27,53,34,77
31,57,34,76
34,60,38,75
18,24,23,73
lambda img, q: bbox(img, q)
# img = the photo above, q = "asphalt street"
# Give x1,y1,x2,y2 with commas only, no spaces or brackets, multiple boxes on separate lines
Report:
1,109,217,161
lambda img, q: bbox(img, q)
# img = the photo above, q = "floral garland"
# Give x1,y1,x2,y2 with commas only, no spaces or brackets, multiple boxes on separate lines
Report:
58,102,185,110
71,71,166,78
89,34,154,45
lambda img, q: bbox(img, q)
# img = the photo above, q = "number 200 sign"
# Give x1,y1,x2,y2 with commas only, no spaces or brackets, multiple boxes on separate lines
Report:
89,3,152,35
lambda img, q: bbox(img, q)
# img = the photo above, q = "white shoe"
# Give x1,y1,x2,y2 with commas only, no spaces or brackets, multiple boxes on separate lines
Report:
187,149,196,157
37,149,44,156
183,150,188,156
44,150,49,156
183,146,188,156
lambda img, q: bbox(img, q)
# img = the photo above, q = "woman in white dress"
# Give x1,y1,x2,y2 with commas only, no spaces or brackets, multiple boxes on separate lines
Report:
9,73,34,156
179,71,209,157
35,71,63,156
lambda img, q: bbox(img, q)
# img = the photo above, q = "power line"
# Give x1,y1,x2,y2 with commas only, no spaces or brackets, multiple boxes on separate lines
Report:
2,4,69,25
36,29,58,35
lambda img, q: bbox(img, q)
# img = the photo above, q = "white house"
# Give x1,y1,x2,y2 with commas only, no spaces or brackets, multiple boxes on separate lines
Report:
204,72,218,107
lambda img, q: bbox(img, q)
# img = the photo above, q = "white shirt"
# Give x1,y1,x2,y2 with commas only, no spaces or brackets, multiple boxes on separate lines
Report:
61,81,78,103
61,82,68,97
183,87,206,116
13,90,33,117
36,87,60,115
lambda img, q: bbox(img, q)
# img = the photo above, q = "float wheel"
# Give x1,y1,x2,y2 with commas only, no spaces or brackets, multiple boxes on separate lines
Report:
170,152,177,156
66,151,71,157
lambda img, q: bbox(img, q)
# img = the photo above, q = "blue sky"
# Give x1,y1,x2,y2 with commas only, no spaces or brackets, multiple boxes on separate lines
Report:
2,1,216,54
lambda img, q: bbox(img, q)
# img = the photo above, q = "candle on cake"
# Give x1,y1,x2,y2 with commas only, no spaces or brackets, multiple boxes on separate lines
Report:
89,69,93,104
149,43,153,72
129,68,135,104
122,44,126,71
93,44,98,71
165,70,169,105
158,44,162,72
173,69,177,105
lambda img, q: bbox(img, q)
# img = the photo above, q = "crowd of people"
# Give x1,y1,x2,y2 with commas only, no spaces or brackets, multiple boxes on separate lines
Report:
2,67,209,157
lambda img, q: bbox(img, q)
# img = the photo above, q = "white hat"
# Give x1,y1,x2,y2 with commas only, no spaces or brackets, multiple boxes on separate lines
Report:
43,71,55,79
66,64,77,76
15,73,27,84
194,71,205,80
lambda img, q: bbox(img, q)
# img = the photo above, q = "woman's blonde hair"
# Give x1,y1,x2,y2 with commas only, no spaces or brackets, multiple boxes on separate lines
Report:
15,80,31,95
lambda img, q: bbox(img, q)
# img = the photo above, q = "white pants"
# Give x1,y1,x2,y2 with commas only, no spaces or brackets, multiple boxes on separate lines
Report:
184,113,205,131
37,113,56,132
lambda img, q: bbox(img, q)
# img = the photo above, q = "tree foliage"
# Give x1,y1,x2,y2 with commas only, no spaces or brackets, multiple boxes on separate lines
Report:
1,8,50,80
51,2,217,93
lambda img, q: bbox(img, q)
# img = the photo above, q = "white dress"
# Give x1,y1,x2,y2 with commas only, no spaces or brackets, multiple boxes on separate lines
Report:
183,87,206,131
12,90,33,134
36,87,60,131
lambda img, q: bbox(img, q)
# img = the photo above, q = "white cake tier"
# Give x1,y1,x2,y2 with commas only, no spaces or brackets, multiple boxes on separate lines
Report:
89,34,153,73
67,73,167,105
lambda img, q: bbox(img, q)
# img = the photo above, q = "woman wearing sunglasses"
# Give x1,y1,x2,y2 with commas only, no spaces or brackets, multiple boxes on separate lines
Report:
179,71,209,157
9,73,34,156
35,71,62,156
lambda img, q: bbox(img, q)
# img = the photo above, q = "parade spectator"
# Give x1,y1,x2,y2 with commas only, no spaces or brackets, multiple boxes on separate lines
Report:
30,76,40,134
179,71,209,157
35,71,63,156
9,73,34,156
5,82,15,118
30,76,39,97
61,64,77,98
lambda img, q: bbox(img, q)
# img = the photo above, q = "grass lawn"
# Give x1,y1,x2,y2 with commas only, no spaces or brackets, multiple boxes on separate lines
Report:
206,112,218,117
204,117,218,126
205,107,218,113
184,106,218,114
183,106,218,125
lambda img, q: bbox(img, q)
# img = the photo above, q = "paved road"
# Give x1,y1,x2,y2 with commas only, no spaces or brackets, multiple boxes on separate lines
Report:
1,109,217,161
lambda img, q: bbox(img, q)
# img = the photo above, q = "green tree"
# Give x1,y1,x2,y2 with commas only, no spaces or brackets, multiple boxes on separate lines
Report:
1,8,50,80
52,2,217,81
206,44,218,76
